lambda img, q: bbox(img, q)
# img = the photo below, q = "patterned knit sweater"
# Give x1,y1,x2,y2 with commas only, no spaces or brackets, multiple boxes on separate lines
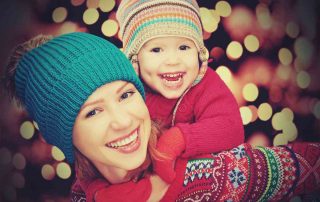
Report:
71,142,320,201
145,67,244,157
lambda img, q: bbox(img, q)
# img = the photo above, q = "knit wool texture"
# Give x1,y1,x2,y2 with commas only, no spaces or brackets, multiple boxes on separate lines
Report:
116,0,208,62
15,32,145,163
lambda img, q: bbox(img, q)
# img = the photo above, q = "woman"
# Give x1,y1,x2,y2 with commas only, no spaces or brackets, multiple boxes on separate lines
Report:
4,32,319,202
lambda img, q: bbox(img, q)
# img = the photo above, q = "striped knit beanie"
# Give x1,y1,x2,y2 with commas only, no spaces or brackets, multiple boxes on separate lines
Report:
116,0,208,62
15,32,145,163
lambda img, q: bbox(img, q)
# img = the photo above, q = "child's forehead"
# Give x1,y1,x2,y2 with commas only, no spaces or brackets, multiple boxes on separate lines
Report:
144,36,196,45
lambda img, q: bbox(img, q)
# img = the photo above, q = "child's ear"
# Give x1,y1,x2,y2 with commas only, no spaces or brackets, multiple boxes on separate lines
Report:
131,55,140,75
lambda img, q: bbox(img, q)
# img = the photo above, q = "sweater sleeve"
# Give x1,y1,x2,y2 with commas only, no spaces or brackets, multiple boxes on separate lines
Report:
176,68,244,157
162,143,320,201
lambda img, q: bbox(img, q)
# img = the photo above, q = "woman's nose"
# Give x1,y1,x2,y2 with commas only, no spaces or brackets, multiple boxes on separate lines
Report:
109,108,132,130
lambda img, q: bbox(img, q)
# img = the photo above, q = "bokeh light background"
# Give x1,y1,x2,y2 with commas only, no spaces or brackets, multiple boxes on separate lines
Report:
0,0,319,201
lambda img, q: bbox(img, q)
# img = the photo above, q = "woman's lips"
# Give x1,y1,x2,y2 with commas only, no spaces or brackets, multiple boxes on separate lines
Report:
105,128,141,154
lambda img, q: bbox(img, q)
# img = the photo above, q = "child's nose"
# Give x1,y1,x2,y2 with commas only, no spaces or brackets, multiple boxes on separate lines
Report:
165,51,180,65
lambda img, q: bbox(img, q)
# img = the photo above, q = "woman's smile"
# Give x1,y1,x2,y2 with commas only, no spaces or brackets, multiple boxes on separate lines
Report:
105,127,141,154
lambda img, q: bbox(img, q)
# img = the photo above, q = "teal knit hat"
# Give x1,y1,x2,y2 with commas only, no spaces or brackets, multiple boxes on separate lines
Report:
15,32,145,163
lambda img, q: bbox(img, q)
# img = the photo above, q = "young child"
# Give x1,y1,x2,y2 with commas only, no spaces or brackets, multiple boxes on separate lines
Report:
116,0,245,181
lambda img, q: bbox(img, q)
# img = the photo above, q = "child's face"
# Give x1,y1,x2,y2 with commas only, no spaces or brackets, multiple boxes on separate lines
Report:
73,81,151,177
137,36,200,99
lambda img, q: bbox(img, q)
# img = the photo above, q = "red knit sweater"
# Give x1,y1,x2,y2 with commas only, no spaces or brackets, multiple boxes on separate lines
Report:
71,143,320,201
146,67,244,156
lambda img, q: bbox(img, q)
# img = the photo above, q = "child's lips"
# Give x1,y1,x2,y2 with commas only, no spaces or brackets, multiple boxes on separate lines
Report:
159,72,185,88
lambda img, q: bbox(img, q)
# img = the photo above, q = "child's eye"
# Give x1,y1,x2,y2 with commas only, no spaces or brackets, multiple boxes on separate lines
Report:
120,91,135,101
86,109,99,118
179,45,190,50
151,48,161,53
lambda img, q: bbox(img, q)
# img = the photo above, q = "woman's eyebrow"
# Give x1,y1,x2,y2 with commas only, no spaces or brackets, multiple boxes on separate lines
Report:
80,98,104,112
116,82,130,93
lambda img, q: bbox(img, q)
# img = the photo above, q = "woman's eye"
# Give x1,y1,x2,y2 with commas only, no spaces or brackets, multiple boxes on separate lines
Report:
151,47,161,53
86,109,99,118
179,45,190,50
120,91,135,101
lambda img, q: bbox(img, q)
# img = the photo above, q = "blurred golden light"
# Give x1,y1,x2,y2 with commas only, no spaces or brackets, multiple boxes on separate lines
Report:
32,121,39,130
256,3,272,29
294,37,314,66
286,21,299,38
244,35,259,52
242,83,259,102
52,7,68,23
200,7,219,33
278,48,293,66
296,70,311,89
87,0,99,8
226,41,243,60
239,106,252,125
56,162,72,179
313,101,320,119
257,103,273,121
276,65,291,81
20,121,35,140
83,8,99,25
215,1,232,17
281,108,294,122
12,153,26,170
3,185,17,202
99,0,115,12
71,0,85,6
51,146,65,161
0,147,12,165
210,9,221,24
273,133,288,146
101,19,119,37
216,66,232,83
41,164,55,180
59,22,78,34
271,112,286,130
282,122,298,142
11,172,25,188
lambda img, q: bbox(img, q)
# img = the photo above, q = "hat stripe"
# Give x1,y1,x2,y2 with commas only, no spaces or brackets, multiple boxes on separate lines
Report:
125,18,201,51
120,1,201,37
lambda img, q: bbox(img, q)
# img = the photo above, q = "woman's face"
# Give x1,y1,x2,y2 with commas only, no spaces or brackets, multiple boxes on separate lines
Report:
73,80,151,180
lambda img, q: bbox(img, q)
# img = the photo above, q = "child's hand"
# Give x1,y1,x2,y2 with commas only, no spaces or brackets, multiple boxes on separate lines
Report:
154,127,185,183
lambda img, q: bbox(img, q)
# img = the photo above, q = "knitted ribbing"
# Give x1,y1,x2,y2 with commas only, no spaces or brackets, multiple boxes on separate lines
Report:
15,32,145,163
116,0,208,62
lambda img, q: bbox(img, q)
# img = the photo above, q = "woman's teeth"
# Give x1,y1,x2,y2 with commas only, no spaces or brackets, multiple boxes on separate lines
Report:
106,131,138,148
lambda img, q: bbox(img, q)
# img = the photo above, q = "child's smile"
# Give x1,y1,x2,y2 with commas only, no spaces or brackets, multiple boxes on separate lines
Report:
160,72,186,89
